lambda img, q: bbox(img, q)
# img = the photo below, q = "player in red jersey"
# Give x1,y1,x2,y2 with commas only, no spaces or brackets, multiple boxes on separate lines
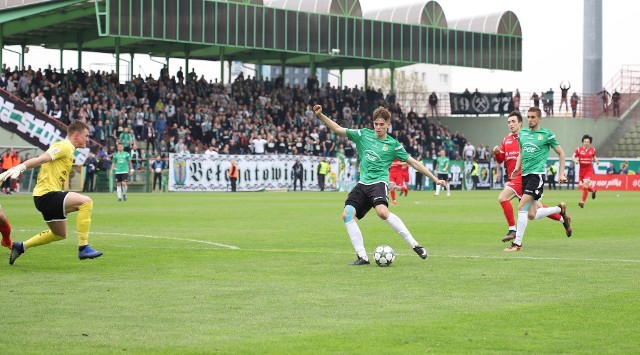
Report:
493,111,572,242
389,159,409,204
573,134,599,208
0,205,13,249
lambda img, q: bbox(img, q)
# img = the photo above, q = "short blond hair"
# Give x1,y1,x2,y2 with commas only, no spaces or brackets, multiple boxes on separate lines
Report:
372,106,391,121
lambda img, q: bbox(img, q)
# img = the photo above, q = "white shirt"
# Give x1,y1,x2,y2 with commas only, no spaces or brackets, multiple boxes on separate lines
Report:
252,138,267,154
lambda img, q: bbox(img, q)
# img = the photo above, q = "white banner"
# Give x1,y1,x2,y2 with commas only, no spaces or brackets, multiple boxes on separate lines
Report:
168,154,344,192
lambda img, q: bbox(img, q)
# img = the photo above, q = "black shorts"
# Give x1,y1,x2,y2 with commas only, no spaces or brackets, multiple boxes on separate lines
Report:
437,173,449,181
34,191,69,222
345,182,389,220
115,173,129,182
522,174,545,200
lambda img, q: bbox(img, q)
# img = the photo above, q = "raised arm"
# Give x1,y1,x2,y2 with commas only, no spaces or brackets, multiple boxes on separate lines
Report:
405,157,446,187
313,105,347,137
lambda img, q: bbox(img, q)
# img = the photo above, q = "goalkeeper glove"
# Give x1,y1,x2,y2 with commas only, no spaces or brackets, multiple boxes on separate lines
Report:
0,163,26,182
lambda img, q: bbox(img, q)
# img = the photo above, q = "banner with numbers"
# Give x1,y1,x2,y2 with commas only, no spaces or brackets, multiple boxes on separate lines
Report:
449,91,512,115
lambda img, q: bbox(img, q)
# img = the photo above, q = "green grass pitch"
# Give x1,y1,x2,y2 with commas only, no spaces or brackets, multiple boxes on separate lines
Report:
0,189,638,353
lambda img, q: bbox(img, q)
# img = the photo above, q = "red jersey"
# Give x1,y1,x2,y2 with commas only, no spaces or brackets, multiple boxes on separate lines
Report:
389,160,404,175
494,133,521,179
573,146,596,173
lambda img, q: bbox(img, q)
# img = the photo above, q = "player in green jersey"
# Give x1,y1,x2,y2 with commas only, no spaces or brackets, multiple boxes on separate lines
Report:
111,142,133,201
504,107,571,252
314,105,447,265
434,149,451,196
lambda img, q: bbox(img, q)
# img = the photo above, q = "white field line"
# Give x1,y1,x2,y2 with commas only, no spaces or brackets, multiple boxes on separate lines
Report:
12,229,640,263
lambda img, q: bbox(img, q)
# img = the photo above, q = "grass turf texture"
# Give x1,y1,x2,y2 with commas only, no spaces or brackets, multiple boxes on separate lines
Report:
0,190,638,353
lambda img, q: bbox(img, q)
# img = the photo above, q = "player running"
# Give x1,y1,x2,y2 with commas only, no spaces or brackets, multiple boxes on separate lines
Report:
494,111,572,242
389,159,409,204
503,107,571,252
573,134,599,208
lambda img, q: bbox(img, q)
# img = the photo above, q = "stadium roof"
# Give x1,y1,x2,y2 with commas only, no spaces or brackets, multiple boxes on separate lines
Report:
0,0,522,72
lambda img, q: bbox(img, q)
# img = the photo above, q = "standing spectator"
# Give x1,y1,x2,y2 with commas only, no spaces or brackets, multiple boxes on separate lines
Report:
497,89,506,116
34,91,48,112
154,112,167,145
559,81,571,112
570,92,580,118
251,135,267,154
512,89,521,112
470,158,479,190
292,157,304,191
1,148,14,194
544,88,554,116
619,161,629,174
227,160,239,192
463,142,476,161
611,89,621,117
317,157,330,191
547,163,557,190
428,92,438,117
145,121,156,154
83,152,97,192
530,92,540,108
606,162,616,175
151,155,164,192
597,88,610,116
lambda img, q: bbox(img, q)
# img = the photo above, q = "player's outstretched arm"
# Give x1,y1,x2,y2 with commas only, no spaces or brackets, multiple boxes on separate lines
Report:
313,105,347,137
406,157,446,186
554,145,567,183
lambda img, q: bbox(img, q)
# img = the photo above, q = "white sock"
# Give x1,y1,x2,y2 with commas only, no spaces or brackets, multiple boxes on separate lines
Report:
446,183,450,194
514,211,528,245
385,213,418,248
435,184,441,195
124,185,128,196
345,220,367,260
117,186,122,199
534,206,561,220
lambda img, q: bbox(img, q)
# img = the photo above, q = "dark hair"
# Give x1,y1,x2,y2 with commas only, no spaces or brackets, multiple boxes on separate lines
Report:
372,106,391,121
527,107,542,117
67,120,89,135
582,134,593,143
508,111,522,123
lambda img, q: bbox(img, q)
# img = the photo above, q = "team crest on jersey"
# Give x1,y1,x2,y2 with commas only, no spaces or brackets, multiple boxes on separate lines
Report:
538,134,543,140
382,144,388,151
51,147,60,155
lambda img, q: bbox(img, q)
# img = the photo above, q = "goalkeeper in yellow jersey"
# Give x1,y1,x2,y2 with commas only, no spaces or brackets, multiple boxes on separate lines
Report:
0,120,103,265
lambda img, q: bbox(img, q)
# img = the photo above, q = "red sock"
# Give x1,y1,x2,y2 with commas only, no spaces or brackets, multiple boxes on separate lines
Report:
500,200,515,227
588,186,595,192
540,204,562,221
0,220,11,245
581,188,588,202
390,189,396,201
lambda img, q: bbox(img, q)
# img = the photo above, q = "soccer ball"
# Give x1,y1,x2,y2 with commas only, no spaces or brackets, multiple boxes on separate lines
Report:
373,245,396,267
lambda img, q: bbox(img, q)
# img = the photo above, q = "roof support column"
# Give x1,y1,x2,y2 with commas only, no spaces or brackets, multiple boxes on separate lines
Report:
256,60,262,80
0,26,3,67
165,54,170,74
339,68,343,89
76,31,83,70
310,55,317,78
59,44,64,72
364,62,369,91
389,63,395,92
219,48,225,84
280,55,286,83
114,37,120,82
185,44,190,83
20,44,26,70
130,52,134,82
228,60,232,83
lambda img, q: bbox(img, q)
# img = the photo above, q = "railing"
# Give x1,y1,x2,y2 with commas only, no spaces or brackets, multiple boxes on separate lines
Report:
396,66,640,120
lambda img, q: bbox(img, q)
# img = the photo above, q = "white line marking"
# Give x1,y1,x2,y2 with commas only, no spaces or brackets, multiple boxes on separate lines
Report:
14,229,241,250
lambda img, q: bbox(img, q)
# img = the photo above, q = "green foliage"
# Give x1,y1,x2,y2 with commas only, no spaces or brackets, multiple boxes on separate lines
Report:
0,190,638,353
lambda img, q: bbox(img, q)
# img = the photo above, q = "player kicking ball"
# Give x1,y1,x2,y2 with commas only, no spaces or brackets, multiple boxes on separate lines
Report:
494,111,572,242
314,105,446,265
